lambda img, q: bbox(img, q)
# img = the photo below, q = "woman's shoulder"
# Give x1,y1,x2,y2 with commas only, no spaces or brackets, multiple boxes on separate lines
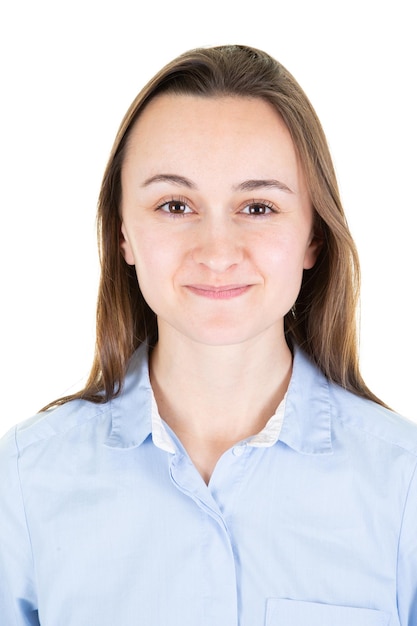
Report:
291,344,417,458
1,398,110,458
329,380,417,457
2,345,153,454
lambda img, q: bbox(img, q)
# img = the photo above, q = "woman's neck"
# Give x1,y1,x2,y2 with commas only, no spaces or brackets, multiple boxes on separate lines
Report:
149,328,292,482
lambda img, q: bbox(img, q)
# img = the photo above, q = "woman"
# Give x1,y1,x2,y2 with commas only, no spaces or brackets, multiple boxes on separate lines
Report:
0,45,416,625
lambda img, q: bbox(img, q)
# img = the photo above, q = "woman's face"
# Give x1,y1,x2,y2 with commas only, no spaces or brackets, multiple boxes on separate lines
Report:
120,94,320,347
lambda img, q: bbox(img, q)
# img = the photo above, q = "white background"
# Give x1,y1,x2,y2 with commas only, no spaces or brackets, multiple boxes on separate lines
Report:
0,0,415,437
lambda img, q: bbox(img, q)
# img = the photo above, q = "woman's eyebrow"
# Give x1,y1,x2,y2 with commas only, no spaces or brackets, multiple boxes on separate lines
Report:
234,179,294,193
141,174,293,194
142,174,197,189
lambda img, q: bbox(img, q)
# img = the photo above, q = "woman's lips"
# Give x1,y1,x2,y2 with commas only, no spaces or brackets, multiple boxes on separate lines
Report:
185,284,251,299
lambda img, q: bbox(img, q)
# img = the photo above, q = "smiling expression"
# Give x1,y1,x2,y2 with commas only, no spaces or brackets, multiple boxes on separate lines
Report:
120,95,321,347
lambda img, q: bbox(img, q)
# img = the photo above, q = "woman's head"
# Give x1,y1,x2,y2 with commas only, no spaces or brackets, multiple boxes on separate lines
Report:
119,94,320,350
68,44,382,406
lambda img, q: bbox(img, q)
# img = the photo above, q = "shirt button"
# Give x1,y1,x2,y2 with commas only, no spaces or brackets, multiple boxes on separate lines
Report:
232,444,245,456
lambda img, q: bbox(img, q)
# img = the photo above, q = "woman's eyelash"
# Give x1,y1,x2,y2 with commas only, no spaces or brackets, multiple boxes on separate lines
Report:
154,198,279,217
156,198,193,215
240,201,278,215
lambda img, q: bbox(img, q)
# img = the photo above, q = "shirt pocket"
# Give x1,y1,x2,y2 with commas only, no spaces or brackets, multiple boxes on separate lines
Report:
266,598,391,626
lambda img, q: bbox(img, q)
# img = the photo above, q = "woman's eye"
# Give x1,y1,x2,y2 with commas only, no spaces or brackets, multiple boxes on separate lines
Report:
241,202,275,215
158,200,193,215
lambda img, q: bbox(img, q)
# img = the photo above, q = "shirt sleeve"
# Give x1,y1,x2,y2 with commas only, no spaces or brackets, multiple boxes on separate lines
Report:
0,427,39,625
397,458,417,626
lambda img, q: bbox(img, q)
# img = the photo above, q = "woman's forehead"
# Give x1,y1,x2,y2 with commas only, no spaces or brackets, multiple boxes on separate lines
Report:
122,94,304,191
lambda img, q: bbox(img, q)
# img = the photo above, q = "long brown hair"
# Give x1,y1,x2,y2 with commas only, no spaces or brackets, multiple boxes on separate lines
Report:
45,44,385,409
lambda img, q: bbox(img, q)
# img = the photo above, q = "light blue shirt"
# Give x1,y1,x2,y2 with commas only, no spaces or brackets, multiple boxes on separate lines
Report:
1,344,416,625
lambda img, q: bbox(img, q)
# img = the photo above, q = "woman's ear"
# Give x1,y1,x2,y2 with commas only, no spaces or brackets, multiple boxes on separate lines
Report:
120,222,135,266
303,226,324,270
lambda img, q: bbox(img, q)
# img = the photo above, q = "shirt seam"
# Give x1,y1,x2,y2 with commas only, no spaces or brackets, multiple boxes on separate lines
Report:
14,425,38,606
337,412,417,458
17,403,109,451
395,456,417,622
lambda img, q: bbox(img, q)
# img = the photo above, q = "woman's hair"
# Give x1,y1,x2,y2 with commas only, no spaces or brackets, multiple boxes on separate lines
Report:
45,44,386,409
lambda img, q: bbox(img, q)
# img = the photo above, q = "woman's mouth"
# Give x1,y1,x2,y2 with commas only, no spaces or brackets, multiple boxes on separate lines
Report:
185,284,251,299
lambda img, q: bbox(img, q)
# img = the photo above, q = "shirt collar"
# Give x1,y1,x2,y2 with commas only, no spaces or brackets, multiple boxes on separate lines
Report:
279,344,333,455
105,342,333,456
105,343,153,449
247,395,287,448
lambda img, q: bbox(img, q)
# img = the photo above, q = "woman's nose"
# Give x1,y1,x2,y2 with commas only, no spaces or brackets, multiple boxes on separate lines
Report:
191,220,244,273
